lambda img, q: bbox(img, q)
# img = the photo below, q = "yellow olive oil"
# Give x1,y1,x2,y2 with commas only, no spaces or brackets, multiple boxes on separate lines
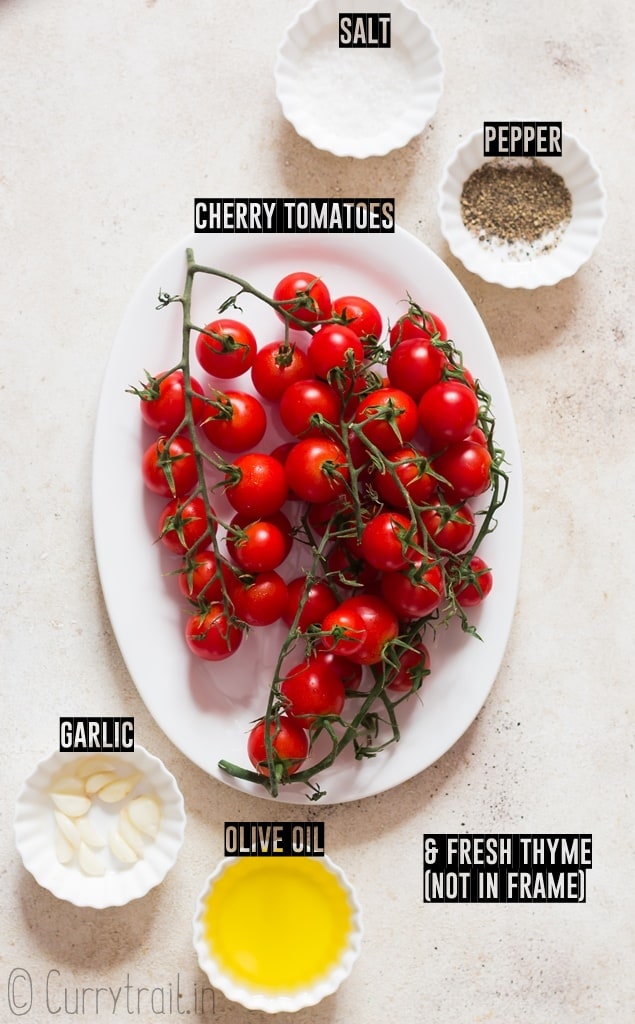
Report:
202,857,353,992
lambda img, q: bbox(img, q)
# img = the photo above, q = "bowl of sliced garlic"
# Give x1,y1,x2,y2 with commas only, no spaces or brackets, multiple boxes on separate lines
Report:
14,746,186,908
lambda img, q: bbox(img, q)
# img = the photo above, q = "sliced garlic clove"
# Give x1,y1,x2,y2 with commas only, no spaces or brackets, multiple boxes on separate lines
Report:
96,773,142,804
109,827,139,865
53,810,81,849
73,755,116,779
117,808,146,854
55,826,75,864
78,841,106,876
50,792,92,817
50,774,85,796
126,795,161,838
76,816,106,849
84,770,117,795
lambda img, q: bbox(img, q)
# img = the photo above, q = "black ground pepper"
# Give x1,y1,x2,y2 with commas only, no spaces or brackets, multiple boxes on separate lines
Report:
460,158,572,252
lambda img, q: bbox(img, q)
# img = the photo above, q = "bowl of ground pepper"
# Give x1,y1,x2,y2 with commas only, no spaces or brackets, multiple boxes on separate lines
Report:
438,130,606,288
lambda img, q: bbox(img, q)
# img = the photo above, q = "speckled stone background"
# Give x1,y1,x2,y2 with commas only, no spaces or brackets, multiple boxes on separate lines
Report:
1,1,633,1022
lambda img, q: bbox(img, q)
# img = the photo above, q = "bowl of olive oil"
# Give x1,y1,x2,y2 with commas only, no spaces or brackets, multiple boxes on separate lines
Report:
192,854,363,1012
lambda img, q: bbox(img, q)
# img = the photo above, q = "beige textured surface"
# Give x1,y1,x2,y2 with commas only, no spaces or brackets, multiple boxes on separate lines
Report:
1,1,633,1021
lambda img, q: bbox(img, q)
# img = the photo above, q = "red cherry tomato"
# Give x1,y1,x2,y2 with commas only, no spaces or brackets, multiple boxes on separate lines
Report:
307,324,364,381
280,660,346,728
313,650,363,691
337,595,399,665
320,606,368,657
386,337,446,400
284,438,349,504
158,496,214,555
225,517,289,573
354,387,418,454
380,558,444,621
373,444,436,509
420,500,475,554
433,441,492,502
139,369,206,433
228,570,288,626
387,643,431,692
251,341,313,402
142,434,198,498
178,551,233,605
389,310,448,347
418,381,479,446
332,294,383,342
272,271,332,328
283,578,338,631
360,511,418,572
455,556,493,608
247,716,309,777
195,318,257,379
200,390,267,452
279,379,341,438
223,452,288,518
185,605,244,661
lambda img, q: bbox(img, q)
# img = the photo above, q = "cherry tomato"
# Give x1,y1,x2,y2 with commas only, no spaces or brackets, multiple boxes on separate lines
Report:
313,650,363,691
389,310,448,347
195,318,257,379
420,500,475,554
332,294,383,342
279,379,341,438
360,511,418,572
223,452,288,518
280,660,346,728
247,716,309,777
178,550,233,605
142,434,198,498
139,369,206,433
283,577,338,631
418,380,478,446
200,390,266,452
320,605,368,657
228,570,288,626
387,643,431,692
354,387,418,454
225,517,289,573
433,440,492,502
380,558,444,621
373,444,436,509
185,604,244,661
272,271,332,328
307,324,364,381
386,338,446,400
455,556,493,608
337,595,399,665
251,341,313,402
158,495,214,555
284,438,349,504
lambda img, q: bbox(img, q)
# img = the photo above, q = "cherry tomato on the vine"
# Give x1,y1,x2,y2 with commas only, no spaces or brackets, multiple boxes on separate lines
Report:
280,659,346,728
225,516,290,573
433,440,492,502
386,337,446,401
353,387,418,454
272,271,332,328
360,511,419,572
200,390,266,453
420,499,475,554
283,577,338,631
313,650,363,691
223,452,288,518
332,294,383,343
336,594,399,666
279,379,341,438
185,604,244,661
320,605,368,658
142,434,198,498
178,550,233,605
227,570,288,627
387,643,431,693
139,369,206,433
251,341,314,402
454,556,493,608
373,443,436,509
247,716,310,777
158,495,214,555
307,324,364,381
284,437,349,504
195,318,257,379
418,380,479,446
389,310,448,347
380,557,445,621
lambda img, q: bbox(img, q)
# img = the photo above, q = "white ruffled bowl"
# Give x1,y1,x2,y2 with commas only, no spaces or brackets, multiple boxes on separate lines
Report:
14,746,186,908
438,129,607,288
275,0,443,158
193,854,363,1013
